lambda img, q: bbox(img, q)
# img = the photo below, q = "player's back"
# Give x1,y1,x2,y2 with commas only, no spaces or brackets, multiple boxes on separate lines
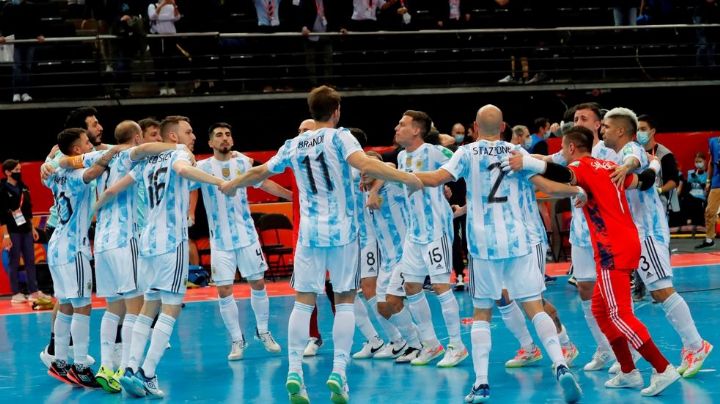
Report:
95,149,137,252
370,181,408,267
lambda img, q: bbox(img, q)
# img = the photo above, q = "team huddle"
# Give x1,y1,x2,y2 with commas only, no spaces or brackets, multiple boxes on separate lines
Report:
38,88,712,404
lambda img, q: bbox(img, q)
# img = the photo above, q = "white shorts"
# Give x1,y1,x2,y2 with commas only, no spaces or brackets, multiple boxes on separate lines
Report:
94,239,139,298
535,243,547,276
292,240,360,294
376,261,405,302
137,241,189,296
571,244,596,282
638,236,673,291
397,234,452,284
468,252,545,303
211,240,268,285
49,253,93,300
360,239,381,279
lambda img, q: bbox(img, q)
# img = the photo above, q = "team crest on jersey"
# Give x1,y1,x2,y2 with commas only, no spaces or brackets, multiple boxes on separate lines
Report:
222,167,231,178
405,156,413,168
415,160,423,170
591,160,616,171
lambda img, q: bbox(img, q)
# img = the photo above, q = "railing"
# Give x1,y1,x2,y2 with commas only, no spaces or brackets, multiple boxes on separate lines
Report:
1,24,719,102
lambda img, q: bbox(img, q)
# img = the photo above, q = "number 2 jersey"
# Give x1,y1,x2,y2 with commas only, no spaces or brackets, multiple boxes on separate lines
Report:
266,127,363,248
130,149,192,256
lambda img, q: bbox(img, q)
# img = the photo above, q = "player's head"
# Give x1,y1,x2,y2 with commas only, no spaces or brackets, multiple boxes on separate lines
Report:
511,125,531,148
395,110,431,148
139,118,162,143
572,102,603,135
636,114,657,148
208,122,233,154
474,104,503,139
58,128,93,156
601,107,638,150
65,106,103,146
161,115,195,151
298,119,316,134
561,125,594,163
114,120,142,146
308,85,341,125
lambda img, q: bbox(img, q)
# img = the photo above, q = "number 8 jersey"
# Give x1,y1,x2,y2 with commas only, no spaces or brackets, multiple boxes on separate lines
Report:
442,140,534,260
267,127,362,248
130,149,192,256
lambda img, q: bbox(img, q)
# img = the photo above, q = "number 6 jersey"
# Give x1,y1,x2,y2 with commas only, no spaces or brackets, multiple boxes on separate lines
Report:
130,149,192,256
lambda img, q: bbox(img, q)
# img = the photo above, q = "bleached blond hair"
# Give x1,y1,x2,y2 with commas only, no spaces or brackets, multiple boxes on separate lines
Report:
604,107,639,134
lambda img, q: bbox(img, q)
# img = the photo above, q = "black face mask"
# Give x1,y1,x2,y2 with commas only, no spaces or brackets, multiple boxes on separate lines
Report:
10,172,21,182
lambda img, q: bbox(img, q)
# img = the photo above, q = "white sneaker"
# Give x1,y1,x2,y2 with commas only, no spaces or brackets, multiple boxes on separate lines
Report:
352,335,384,359
159,87,169,96
498,74,517,84
584,350,614,371
167,88,176,96
12,93,21,103
604,369,644,389
411,342,445,366
227,339,248,361
609,349,640,374
374,340,407,359
303,337,322,357
395,346,421,363
21,93,32,102
11,293,27,303
40,344,95,368
683,340,713,378
437,343,469,368
256,329,281,353
326,372,350,404
640,365,680,396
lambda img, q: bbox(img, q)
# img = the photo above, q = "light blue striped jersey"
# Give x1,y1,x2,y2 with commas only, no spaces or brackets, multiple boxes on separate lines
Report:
397,143,453,244
42,167,94,265
353,169,376,246
443,140,533,260
191,154,260,251
267,127,363,248
368,181,408,268
130,150,193,256
615,141,670,245
44,150,64,229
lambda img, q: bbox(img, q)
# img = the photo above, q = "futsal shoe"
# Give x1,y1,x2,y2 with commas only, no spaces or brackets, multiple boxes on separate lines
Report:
48,360,76,385
437,343,469,368
352,335,384,359
95,365,121,393
683,340,713,378
303,337,322,357
410,343,445,366
120,367,146,397
677,347,689,375
326,372,350,404
562,342,580,367
583,350,614,371
640,365,680,397
374,340,407,359
132,367,165,398
256,328,282,353
228,339,248,361
609,350,640,374
555,364,582,403
68,364,101,388
286,372,310,404
40,345,95,369
464,383,490,403
604,369,644,389
505,345,543,368
395,346,421,363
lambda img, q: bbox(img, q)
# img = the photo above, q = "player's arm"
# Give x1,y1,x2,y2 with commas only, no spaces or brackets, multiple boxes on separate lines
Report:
531,175,587,207
413,169,455,187
260,180,292,201
610,155,640,187
347,151,423,194
222,164,274,195
81,145,130,183
502,151,575,184
626,158,660,191
130,142,189,161
95,173,136,211
173,160,224,187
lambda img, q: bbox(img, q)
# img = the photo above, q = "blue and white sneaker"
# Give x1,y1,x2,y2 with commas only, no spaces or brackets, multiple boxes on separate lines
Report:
326,372,349,404
133,368,165,399
286,372,309,404
556,364,582,403
119,367,146,397
464,383,490,403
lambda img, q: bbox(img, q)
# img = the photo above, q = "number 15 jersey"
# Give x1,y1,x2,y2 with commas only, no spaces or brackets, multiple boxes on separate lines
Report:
442,140,534,260
130,149,192,257
267,127,363,248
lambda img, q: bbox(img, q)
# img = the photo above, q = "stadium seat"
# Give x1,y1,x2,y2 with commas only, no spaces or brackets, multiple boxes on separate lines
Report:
257,213,294,281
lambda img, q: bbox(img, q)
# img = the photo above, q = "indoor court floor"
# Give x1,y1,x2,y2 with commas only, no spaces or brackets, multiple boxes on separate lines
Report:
1,253,718,403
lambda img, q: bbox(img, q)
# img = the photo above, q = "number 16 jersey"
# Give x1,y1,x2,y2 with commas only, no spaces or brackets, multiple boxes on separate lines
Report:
130,149,192,257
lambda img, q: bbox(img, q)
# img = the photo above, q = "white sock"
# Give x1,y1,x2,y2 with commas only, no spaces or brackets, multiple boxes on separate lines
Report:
354,295,379,341
100,311,120,368
332,303,355,377
389,306,421,348
141,313,176,378
368,296,401,342
498,301,534,350
581,299,611,353
218,295,244,342
121,314,137,369
407,291,439,346
532,312,566,367
471,321,491,386
250,288,270,334
128,314,153,372
662,292,703,351
288,301,313,376
437,290,462,346
53,312,73,363
71,313,91,366
558,325,571,347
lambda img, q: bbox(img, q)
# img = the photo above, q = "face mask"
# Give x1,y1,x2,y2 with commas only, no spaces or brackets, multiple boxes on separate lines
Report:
524,137,533,149
454,134,465,144
696,162,705,170
636,131,650,145
10,172,21,181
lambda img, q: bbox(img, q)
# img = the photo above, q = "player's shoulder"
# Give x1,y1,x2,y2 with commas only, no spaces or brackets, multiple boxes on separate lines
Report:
429,144,454,159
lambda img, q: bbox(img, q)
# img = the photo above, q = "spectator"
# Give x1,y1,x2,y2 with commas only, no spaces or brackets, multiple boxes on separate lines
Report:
148,0,182,96
449,122,466,148
300,0,343,86
528,117,550,155
0,0,45,103
348,0,384,32
433,0,472,29
612,0,638,26
681,152,708,228
637,114,680,215
1,159,46,304
511,124,532,150
696,134,720,249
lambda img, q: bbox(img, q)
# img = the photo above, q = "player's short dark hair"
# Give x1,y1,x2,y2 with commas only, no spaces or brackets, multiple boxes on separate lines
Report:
308,85,341,122
533,117,550,132
160,115,190,139
563,126,594,152
637,114,657,130
502,122,513,142
138,118,160,133
58,128,86,155
208,122,232,138
65,106,98,129
348,127,367,148
2,159,19,173
403,110,432,138
573,102,603,121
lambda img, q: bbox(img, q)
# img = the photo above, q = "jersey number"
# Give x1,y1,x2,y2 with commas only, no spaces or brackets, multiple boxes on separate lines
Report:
147,167,168,209
427,247,442,264
487,162,508,203
301,152,333,194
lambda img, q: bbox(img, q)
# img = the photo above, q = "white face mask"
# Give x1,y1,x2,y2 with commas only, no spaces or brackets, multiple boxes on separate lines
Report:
696,162,705,170
636,131,651,145
524,137,533,149
454,134,465,144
